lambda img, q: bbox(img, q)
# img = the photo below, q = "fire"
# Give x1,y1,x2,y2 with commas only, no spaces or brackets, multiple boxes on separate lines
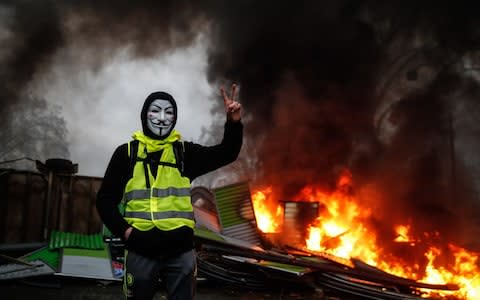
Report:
251,187,283,233
417,245,480,299
394,224,415,244
251,171,480,299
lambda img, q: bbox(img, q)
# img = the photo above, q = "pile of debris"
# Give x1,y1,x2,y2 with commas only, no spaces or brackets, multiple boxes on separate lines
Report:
191,182,458,300
0,181,459,299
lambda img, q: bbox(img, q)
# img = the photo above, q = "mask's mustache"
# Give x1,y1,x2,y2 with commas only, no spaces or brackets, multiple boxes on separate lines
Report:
151,120,171,127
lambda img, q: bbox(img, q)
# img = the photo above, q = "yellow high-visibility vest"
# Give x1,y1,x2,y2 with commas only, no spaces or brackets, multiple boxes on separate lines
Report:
123,137,194,232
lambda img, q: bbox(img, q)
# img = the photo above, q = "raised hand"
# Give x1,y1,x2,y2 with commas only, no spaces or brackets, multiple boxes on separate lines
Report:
220,83,242,122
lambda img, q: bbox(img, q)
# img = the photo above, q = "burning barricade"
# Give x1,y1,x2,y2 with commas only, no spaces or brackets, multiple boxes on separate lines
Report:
192,175,480,300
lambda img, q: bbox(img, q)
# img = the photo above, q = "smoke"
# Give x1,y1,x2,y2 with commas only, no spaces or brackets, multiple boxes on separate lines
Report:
204,0,480,250
0,0,213,169
0,1,60,116
0,0,215,108
1,0,480,251
0,95,69,168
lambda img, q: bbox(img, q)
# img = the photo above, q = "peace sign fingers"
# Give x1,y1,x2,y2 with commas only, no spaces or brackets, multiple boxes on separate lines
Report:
221,83,237,105
220,83,242,122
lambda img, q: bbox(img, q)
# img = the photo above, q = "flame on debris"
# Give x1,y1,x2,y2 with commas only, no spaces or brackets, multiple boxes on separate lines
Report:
251,171,480,299
394,224,416,244
251,187,283,233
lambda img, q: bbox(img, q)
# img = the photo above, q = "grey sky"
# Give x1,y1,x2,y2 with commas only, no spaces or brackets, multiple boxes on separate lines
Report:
31,36,215,177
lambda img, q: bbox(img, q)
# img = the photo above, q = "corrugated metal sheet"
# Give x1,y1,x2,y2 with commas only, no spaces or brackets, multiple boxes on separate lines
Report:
213,181,263,246
282,201,320,246
191,186,220,232
48,231,104,250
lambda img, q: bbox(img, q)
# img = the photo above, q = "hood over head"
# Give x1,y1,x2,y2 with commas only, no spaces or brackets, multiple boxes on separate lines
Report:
141,91,178,139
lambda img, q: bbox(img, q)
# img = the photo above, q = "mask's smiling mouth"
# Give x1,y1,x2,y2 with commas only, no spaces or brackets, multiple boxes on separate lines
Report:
151,122,171,128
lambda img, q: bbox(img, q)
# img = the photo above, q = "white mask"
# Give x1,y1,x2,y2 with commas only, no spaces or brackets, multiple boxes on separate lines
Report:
146,99,176,137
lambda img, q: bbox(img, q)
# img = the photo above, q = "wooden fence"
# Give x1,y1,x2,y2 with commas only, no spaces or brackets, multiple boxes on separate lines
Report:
0,168,103,244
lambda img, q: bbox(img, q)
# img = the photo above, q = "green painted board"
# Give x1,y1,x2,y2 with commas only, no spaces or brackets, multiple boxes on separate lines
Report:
213,182,262,246
21,246,60,270
49,231,104,250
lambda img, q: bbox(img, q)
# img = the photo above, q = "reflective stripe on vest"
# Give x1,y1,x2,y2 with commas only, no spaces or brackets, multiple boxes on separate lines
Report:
124,211,194,220
124,187,191,202
123,139,194,231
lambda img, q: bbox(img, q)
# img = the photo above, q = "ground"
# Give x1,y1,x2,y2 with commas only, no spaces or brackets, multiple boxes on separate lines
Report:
1,276,356,300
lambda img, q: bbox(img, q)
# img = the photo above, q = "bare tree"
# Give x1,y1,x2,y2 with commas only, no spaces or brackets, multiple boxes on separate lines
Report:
0,95,70,171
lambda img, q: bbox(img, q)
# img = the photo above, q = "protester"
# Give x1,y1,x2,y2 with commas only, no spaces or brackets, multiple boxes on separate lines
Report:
96,84,243,299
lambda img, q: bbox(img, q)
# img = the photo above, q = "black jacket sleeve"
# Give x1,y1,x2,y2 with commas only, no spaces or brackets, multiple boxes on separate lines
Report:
96,143,131,239
183,120,243,181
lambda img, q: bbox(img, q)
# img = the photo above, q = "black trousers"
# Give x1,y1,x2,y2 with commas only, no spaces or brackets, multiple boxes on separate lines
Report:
123,249,196,300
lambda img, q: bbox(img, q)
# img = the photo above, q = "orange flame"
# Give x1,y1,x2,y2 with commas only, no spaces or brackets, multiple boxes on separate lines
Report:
251,171,480,299
251,187,283,233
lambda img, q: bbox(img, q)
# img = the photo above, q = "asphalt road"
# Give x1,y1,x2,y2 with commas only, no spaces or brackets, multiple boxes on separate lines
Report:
1,276,354,300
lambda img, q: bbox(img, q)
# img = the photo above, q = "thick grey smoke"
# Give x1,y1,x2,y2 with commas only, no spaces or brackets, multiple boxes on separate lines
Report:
0,0,214,111
1,0,480,259
204,0,480,255
0,0,212,169
0,1,68,167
